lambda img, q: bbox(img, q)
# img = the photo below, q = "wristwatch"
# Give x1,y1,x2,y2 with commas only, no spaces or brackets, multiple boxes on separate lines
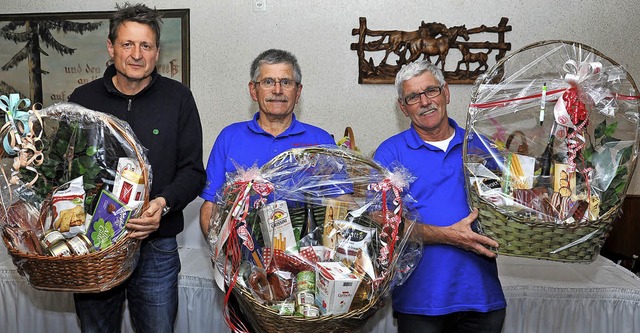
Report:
162,204,171,216
160,197,171,216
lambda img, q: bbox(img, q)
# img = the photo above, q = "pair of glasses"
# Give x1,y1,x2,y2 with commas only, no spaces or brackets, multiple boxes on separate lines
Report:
403,85,444,105
255,78,298,90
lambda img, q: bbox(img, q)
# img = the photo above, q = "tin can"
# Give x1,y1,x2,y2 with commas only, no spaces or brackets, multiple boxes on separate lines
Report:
41,229,65,249
296,291,315,306
296,270,315,293
67,233,95,255
47,240,72,257
298,304,320,318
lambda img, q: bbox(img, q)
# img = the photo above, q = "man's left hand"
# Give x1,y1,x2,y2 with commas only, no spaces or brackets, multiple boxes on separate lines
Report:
127,197,166,239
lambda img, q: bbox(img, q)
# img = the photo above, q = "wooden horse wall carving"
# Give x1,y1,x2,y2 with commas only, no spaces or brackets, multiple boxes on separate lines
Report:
351,17,512,84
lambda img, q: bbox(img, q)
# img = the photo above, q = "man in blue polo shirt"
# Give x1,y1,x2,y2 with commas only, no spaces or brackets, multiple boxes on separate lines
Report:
199,48,343,332
199,48,336,235
373,60,506,333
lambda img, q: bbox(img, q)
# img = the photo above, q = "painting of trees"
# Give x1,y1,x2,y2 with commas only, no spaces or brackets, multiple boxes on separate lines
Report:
1,18,101,104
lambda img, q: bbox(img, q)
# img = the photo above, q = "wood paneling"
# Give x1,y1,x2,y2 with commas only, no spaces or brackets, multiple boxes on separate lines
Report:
603,195,640,258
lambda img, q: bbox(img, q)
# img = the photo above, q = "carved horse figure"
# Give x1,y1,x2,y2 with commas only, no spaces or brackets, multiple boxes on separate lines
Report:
379,22,448,65
456,44,492,76
406,25,470,70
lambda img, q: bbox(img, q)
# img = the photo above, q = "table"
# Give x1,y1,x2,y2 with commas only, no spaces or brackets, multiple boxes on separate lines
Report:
2,200,639,333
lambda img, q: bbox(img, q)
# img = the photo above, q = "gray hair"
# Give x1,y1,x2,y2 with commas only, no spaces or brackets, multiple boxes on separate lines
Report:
250,49,302,84
109,3,163,46
395,60,445,101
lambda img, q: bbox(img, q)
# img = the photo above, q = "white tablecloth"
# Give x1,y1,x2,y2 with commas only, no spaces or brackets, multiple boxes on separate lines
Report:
2,200,640,333
2,247,640,333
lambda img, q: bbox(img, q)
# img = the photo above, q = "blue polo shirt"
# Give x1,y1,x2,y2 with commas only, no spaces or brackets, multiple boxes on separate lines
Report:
373,118,506,316
201,113,337,202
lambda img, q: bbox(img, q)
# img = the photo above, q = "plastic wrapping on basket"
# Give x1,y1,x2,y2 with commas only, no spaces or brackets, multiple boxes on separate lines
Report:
208,146,422,333
0,100,152,292
463,40,640,261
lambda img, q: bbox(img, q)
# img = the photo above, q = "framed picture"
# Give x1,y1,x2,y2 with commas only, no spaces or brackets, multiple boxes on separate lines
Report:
0,9,190,105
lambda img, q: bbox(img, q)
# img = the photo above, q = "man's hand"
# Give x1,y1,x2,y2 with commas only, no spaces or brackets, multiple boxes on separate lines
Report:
199,200,218,240
127,197,165,239
415,208,499,258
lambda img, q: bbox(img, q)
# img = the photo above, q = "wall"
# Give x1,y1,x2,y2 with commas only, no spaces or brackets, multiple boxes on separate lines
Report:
4,0,640,192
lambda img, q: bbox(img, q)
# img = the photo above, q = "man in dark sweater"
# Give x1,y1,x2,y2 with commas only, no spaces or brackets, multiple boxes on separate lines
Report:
68,4,205,332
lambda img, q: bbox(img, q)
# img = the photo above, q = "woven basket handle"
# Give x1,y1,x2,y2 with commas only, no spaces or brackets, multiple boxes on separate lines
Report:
505,130,529,155
344,127,355,150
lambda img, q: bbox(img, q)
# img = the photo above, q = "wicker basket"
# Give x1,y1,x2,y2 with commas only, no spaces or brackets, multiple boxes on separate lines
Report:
464,40,640,262
231,208,393,333
469,187,617,262
212,147,412,333
1,103,149,292
3,235,141,292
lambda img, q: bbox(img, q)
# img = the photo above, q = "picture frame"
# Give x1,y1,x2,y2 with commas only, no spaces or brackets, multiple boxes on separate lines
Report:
0,9,190,105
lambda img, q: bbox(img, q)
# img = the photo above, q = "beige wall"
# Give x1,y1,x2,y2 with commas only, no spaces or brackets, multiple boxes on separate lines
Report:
5,0,640,192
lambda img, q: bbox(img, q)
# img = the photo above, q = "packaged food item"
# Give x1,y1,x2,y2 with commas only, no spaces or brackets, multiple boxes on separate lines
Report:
87,190,132,250
112,157,145,215
505,153,536,190
331,220,376,279
296,291,315,306
553,162,575,198
315,261,362,315
49,176,86,237
258,200,297,253
296,270,315,293
40,229,65,249
298,303,320,318
270,300,295,316
47,240,72,257
66,233,95,255
321,198,350,260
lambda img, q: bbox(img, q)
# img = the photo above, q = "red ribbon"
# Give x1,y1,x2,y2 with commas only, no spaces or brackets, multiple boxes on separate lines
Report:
562,88,588,125
368,178,403,268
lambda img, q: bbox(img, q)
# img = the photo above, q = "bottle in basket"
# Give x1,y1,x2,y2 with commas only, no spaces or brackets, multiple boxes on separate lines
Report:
536,132,555,188
300,203,320,248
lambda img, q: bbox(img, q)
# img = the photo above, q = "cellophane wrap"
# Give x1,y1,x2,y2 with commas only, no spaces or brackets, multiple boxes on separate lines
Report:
208,146,422,332
464,40,640,260
0,100,152,290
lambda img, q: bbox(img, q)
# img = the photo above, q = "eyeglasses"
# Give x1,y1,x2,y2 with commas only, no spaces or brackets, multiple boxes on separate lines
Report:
255,78,298,90
403,85,444,105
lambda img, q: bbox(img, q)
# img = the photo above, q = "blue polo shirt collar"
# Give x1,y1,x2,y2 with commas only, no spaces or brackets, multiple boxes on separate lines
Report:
405,118,464,151
247,112,305,137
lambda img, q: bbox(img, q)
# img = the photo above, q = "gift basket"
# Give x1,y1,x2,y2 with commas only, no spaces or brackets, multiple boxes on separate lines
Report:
0,97,151,292
463,40,640,262
208,146,421,333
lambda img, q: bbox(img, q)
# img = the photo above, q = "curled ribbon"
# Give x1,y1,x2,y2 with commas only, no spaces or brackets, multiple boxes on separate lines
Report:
553,60,602,129
0,94,45,192
1,94,32,155
368,178,403,267
562,60,602,85
251,182,274,209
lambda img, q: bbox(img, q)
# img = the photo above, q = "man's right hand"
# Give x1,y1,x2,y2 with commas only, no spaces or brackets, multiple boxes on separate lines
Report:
414,208,498,258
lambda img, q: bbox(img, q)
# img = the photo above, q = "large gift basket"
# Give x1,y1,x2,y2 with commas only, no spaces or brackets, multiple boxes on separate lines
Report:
0,98,151,292
208,146,421,333
463,40,640,262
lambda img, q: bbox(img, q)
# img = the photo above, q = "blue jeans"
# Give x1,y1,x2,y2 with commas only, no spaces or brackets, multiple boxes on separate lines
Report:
74,237,181,333
396,308,506,333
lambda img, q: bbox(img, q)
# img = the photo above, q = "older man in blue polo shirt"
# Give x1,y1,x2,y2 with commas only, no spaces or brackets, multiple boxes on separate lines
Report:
199,48,336,236
373,60,506,333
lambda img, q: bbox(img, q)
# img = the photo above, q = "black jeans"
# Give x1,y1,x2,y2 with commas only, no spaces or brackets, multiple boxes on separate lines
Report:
396,308,506,333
